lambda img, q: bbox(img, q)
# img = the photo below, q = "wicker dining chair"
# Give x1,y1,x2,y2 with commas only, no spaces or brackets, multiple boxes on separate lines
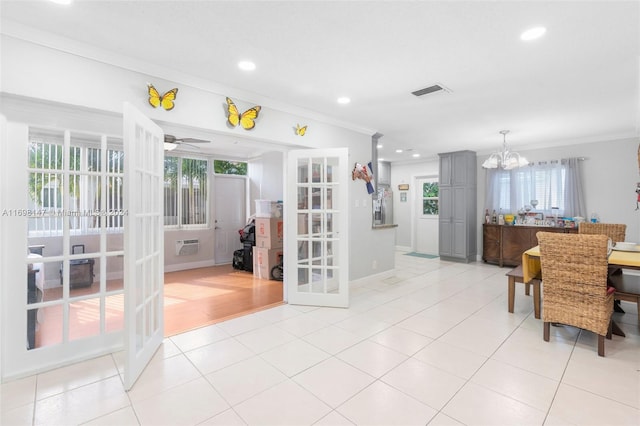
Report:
578,222,626,244
537,232,614,357
579,222,627,311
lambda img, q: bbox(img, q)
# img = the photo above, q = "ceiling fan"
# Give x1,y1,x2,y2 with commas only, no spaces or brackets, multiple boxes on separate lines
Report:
163,134,210,151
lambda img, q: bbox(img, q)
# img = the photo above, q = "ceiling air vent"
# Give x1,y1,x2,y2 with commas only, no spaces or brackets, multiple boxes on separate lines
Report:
411,83,451,97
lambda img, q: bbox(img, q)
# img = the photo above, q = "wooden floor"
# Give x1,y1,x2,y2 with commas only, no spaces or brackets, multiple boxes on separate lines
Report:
34,264,283,348
163,264,284,336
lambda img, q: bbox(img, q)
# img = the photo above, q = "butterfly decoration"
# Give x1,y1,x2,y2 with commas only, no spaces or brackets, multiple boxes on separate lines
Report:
147,83,178,111
226,97,261,130
295,123,308,136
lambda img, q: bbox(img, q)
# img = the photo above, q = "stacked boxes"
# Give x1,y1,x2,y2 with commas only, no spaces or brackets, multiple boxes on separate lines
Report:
255,217,284,248
253,246,284,280
253,217,284,279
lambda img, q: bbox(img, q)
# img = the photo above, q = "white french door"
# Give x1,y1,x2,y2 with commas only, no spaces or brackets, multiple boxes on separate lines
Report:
2,123,125,379
286,148,349,308
122,103,164,390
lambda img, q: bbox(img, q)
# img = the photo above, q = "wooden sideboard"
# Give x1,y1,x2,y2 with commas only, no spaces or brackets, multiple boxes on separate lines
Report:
483,224,577,267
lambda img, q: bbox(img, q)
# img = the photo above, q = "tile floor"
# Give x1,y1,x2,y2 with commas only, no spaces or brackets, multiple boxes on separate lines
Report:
2,253,639,425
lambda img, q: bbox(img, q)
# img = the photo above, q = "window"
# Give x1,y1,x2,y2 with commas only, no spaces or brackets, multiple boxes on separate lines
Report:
214,159,247,175
27,129,124,236
485,158,585,217
422,182,439,215
164,156,208,226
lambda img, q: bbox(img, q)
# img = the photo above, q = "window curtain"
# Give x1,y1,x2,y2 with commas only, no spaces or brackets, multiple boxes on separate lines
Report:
562,158,586,218
484,157,585,218
484,168,509,213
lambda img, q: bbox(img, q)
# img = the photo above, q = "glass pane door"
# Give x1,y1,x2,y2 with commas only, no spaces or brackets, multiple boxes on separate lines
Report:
287,148,348,307
123,102,164,390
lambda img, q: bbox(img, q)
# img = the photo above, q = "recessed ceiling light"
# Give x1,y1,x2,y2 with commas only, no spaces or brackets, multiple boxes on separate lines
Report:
238,61,256,71
395,149,403,153
378,158,385,161
520,26,546,41
49,0,72,4
337,97,351,104
412,153,420,158
377,144,383,149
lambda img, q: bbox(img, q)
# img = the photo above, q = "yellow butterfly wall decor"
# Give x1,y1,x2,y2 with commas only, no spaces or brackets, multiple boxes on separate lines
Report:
295,124,308,136
226,97,261,130
147,83,178,111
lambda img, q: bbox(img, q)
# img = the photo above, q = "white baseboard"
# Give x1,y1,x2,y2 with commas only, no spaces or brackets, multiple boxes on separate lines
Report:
395,245,412,252
349,269,396,287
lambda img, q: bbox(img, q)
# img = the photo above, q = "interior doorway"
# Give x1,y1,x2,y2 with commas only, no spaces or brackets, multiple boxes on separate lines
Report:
165,156,284,336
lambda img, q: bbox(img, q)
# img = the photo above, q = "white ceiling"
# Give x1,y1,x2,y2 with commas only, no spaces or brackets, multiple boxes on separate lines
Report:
1,0,639,162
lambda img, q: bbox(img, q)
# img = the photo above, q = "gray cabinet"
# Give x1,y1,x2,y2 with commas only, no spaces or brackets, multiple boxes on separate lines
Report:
438,150,477,262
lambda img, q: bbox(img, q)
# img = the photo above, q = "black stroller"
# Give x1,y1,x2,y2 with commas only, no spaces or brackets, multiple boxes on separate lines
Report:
232,218,255,272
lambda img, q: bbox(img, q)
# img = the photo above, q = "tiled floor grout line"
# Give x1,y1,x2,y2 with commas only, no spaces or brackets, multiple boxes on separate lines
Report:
438,309,550,424
540,334,578,426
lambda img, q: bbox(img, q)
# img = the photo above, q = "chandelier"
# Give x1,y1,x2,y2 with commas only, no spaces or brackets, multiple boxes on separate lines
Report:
481,130,529,170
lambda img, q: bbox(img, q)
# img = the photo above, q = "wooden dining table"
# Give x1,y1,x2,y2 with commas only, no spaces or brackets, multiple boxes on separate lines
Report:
523,245,640,282
522,245,640,336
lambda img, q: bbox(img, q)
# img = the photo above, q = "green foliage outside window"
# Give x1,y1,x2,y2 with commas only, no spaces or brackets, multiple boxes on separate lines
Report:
422,182,439,215
423,200,439,215
163,156,208,226
214,159,247,175
423,182,439,197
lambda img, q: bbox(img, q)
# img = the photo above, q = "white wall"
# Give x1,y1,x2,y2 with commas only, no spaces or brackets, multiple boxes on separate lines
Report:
248,151,284,216
392,138,639,257
1,34,394,281
1,35,366,156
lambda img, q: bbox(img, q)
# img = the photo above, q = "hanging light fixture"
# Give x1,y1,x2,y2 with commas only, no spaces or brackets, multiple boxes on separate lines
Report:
482,130,529,170
163,142,178,151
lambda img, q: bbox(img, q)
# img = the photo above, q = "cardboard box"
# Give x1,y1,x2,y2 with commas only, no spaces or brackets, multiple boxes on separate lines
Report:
255,217,283,247
253,247,284,280
255,235,281,249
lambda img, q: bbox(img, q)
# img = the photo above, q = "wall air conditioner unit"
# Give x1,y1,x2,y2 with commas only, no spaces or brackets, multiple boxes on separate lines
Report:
175,239,199,256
